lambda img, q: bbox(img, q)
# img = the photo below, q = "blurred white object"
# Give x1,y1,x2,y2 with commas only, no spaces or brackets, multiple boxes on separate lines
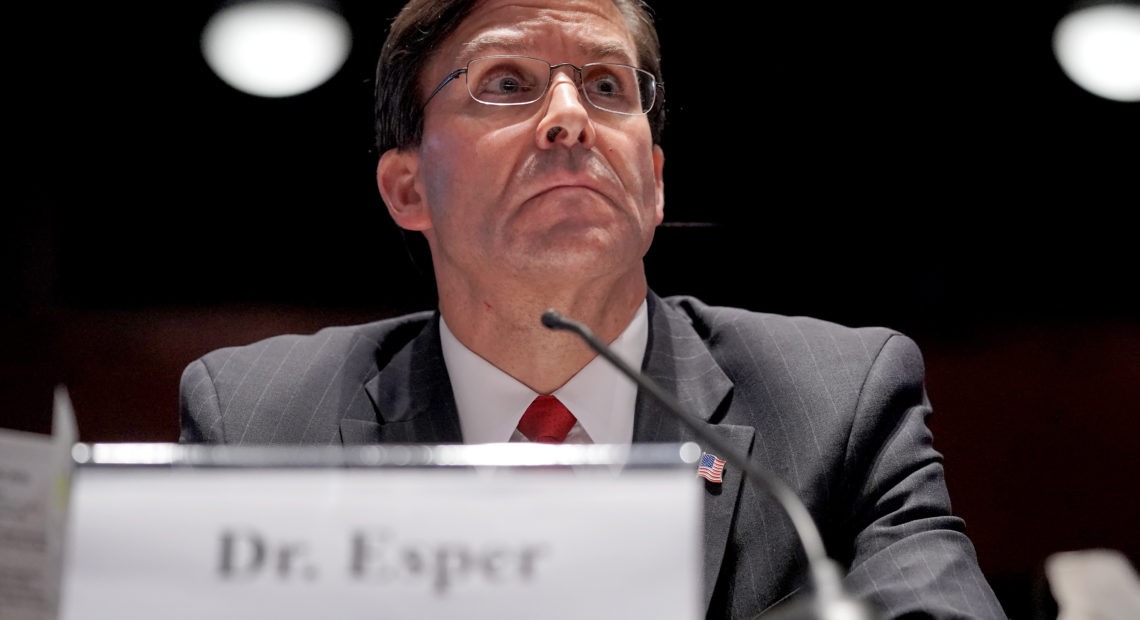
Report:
201,0,352,97
1053,2,1140,102
1046,548,1140,620
0,385,78,620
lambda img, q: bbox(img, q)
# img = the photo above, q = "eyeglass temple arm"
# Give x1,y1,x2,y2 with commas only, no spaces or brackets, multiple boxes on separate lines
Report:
422,68,467,109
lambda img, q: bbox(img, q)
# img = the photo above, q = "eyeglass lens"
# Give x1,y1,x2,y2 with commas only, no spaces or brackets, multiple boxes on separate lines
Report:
465,56,654,114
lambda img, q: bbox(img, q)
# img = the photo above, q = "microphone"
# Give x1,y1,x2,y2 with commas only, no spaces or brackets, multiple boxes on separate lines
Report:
541,309,879,620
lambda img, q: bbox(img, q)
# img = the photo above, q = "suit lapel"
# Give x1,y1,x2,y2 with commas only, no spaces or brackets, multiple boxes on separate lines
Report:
340,313,464,444
634,292,753,615
338,296,750,613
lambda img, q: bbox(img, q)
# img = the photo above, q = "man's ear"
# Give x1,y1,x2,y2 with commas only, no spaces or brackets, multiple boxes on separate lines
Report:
377,148,432,231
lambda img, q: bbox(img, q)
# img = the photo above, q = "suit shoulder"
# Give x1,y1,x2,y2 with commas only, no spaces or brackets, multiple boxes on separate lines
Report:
657,294,916,361
195,310,435,371
660,294,900,338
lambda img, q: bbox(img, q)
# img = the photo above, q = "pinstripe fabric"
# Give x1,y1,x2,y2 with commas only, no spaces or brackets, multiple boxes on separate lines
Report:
179,292,1006,619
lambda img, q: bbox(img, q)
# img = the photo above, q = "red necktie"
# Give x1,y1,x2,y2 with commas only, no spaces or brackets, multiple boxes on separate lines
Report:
517,395,577,443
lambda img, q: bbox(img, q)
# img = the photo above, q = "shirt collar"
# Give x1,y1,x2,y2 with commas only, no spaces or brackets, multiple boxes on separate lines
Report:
440,301,648,445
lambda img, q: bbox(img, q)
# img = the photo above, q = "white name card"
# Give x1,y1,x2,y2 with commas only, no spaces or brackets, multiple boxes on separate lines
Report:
59,451,702,620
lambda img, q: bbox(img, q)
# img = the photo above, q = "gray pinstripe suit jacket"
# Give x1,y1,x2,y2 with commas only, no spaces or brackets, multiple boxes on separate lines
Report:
180,292,1007,619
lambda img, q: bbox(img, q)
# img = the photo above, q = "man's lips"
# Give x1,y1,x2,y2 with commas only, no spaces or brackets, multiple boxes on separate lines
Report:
528,175,608,201
523,184,613,211
540,183,598,195
518,152,623,205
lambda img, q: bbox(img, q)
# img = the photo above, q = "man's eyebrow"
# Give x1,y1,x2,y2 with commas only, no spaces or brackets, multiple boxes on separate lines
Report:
583,41,636,64
457,34,636,64
458,34,529,59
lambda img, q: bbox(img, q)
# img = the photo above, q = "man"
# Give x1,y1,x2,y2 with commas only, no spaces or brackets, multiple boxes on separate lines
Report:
180,0,1007,617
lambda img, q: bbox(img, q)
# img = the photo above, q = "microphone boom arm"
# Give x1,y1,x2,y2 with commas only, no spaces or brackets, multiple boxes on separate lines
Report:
541,309,867,617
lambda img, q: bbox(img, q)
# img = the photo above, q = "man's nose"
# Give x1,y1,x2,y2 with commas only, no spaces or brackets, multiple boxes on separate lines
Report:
535,73,596,148
547,73,590,113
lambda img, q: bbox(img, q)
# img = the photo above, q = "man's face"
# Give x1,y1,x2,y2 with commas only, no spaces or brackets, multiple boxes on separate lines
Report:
380,0,665,291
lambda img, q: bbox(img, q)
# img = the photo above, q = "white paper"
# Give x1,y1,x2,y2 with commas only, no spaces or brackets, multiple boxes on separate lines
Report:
0,385,78,620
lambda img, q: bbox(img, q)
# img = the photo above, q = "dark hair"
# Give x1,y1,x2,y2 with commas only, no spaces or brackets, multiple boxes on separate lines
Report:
372,0,666,155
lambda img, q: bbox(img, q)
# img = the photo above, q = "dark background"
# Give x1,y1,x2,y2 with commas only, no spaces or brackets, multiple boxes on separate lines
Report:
5,2,1138,617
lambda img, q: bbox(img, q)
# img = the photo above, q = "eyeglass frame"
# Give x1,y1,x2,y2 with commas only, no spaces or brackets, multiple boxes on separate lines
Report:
421,54,658,115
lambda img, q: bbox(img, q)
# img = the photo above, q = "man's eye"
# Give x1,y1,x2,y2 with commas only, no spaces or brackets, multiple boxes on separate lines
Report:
476,74,536,101
588,75,621,97
489,75,523,94
471,63,542,102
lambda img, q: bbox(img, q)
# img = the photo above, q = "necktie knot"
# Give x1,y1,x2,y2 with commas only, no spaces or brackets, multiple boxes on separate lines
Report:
517,395,577,443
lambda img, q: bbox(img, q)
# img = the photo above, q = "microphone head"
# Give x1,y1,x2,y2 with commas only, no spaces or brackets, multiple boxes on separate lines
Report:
541,309,564,329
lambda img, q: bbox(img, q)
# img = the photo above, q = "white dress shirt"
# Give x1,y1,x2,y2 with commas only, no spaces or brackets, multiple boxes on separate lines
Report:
439,301,648,444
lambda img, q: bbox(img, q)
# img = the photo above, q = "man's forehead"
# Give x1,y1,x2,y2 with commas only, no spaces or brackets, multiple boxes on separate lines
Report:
458,28,634,62
445,0,636,63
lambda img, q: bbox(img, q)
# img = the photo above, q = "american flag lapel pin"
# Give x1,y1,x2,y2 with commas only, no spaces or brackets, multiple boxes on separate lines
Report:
697,452,725,484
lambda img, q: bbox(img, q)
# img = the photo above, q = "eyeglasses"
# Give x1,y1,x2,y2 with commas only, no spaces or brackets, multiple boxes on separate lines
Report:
422,55,657,115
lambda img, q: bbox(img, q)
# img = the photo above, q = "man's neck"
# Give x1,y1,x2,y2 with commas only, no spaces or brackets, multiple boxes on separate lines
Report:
436,271,649,394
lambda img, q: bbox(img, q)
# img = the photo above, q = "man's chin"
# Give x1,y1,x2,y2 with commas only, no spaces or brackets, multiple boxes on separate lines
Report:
512,236,641,277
